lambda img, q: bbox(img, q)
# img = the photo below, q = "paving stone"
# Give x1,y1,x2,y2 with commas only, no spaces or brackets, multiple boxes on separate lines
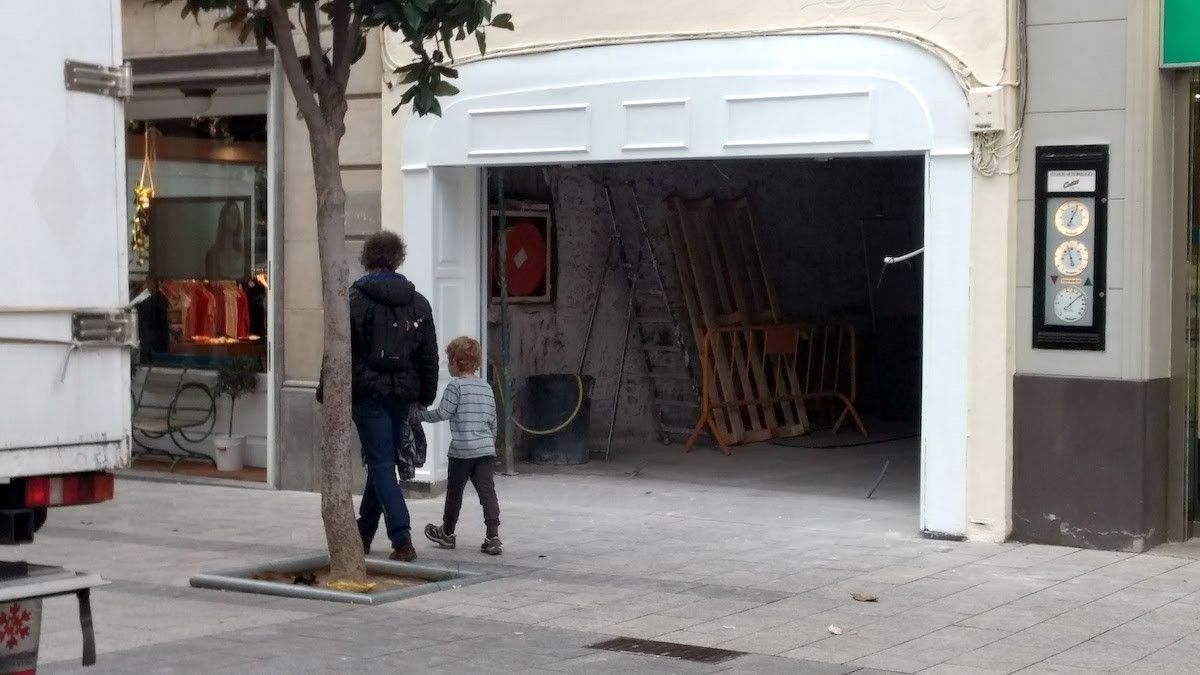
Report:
1044,638,1158,670
945,622,1101,673
956,604,1062,632
849,625,1007,672
921,664,1010,675
544,649,728,674
1011,664,1097,674
22,471,1200,674
716,620,832,655
717,653,857,674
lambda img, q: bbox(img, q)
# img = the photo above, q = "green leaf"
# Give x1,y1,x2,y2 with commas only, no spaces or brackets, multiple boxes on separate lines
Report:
491,13,513,30
402,4,423,31
475,30,486,55
434,81,460,96
352,33,368,64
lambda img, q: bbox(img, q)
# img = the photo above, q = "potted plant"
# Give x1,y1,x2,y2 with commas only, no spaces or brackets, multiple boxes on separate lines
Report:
213,357,258,472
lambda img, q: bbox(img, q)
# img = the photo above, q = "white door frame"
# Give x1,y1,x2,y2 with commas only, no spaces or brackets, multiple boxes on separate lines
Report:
395,33,973,537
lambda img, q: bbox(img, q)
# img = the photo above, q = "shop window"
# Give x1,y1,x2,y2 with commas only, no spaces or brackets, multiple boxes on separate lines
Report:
126,109,270,372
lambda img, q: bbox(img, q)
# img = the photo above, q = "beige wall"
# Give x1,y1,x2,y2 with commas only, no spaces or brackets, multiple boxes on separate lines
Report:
382,0,1009,87
278,27,386,382
123,2,244,54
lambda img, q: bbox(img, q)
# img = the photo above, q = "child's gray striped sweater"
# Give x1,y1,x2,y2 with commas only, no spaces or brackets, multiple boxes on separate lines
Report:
417,376,497,459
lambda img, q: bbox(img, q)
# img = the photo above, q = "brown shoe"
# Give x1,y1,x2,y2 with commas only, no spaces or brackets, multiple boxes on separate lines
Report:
389,537,417,562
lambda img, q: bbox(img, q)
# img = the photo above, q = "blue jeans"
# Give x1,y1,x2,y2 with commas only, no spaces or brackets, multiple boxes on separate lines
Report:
352,395,412,549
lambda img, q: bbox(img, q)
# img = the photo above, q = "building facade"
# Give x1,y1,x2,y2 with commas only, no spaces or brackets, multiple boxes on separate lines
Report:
121,0,1200,551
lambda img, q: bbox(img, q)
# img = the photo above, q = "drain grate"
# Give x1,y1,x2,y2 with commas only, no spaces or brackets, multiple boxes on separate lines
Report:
587,637,745,664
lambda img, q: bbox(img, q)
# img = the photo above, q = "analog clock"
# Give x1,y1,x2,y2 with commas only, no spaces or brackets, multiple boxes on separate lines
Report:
1053,286,1088,323
1054,200,1091,236
1053,240,1090,277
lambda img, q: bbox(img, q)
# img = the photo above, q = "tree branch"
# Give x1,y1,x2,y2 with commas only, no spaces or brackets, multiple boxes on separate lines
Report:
265,0,324,128
332,8,361,91
300,0,329,92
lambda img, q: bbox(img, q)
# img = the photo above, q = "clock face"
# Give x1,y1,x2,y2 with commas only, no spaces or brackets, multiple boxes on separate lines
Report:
1054,200,1091,236
1053,240,1090,277
1053,286,1087,323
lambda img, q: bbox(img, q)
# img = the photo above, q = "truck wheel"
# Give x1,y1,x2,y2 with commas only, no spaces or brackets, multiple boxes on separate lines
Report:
33,508,47,533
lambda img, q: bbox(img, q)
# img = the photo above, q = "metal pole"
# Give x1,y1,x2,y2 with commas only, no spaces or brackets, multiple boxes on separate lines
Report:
606,285,636,461
577,234,616,374
498,173,517,476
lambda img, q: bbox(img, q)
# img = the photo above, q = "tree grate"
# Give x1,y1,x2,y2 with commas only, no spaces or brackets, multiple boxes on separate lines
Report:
587,637,746,664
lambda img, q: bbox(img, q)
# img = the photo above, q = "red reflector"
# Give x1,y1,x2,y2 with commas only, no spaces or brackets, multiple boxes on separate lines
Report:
62,475,81,505
24,477,49,508
95,473,114,502
23,472,114,508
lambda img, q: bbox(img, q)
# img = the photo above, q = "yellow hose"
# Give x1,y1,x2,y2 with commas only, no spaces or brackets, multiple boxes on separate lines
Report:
491,358,585,436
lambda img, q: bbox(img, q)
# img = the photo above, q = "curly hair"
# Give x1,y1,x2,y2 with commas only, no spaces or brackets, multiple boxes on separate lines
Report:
446,336,483,374
360,231,407,271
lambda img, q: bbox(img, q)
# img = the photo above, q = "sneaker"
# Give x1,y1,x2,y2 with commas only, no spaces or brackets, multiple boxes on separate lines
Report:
389,537,417,562
481,537,503,556
424,524,456,549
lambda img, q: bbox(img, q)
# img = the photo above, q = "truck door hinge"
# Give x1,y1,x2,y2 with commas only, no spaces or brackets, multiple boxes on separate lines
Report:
72,311,136,346
64,60,132,100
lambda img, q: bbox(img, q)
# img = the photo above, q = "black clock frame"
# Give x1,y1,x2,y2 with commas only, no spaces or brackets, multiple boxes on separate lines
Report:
1032,145,1109,351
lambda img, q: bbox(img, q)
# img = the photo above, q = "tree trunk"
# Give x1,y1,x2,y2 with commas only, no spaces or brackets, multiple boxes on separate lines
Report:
310,128,366,582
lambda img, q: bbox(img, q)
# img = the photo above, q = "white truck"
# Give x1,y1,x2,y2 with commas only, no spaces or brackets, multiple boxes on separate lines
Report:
0,0,131,669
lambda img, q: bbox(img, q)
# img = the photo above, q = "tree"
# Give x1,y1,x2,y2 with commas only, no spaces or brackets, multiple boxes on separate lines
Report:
150,0,512,582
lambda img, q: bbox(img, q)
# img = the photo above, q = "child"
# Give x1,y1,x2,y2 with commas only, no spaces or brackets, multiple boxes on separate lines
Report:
416,336,502,555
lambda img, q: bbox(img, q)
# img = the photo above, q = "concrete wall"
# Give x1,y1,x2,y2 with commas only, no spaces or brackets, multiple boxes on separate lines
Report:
490,158,924,447
1011,0,1182,550
278,32,386,493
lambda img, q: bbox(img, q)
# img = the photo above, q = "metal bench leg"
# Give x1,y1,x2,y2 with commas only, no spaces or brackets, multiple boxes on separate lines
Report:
77,588,96,667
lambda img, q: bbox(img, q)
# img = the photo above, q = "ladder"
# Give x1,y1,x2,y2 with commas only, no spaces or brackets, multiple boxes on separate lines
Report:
599,183,700,449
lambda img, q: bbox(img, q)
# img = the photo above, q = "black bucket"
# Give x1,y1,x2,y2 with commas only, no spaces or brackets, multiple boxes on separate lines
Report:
522,374,592,465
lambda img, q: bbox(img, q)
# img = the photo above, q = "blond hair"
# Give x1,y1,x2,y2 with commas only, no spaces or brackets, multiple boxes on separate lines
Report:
446,336,483,374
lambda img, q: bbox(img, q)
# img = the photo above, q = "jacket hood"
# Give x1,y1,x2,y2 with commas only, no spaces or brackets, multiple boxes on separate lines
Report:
353,271,415,307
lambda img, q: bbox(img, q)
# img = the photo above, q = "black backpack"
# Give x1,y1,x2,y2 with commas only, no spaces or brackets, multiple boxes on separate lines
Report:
364,302,425,373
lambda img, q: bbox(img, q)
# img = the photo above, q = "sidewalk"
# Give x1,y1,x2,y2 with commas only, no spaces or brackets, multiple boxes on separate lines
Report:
18,446,1200,674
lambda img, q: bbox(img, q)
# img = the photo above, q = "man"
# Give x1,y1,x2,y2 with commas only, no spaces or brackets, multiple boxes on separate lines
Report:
348,231,438,561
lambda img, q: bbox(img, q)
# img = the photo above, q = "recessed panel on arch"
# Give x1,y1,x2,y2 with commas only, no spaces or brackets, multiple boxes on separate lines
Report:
467,103,590,159
724,91,872,148
622,98,690,151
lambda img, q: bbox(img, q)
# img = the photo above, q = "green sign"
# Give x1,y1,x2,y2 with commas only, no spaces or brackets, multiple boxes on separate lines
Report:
1164,0,1200,67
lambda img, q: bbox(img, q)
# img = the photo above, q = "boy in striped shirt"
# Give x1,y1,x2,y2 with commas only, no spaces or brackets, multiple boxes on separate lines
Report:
417,336,503,555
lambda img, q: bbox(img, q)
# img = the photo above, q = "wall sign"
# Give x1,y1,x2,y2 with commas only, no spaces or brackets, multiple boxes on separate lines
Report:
1163,0,1200,68
488,204,555,304
1033,145,1108,351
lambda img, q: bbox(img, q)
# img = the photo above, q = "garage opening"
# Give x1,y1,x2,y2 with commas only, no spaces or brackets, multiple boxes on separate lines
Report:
484,157,924,511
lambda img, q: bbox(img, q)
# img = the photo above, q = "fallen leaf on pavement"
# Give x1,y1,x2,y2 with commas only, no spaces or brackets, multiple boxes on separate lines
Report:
851,593,878,602
828,625,844,635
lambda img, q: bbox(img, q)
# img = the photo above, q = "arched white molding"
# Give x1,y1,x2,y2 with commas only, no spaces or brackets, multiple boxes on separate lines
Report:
394,34,971,537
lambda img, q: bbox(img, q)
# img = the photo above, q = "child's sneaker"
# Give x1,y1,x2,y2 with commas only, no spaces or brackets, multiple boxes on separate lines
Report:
424,524,456,549
481,537,503,556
